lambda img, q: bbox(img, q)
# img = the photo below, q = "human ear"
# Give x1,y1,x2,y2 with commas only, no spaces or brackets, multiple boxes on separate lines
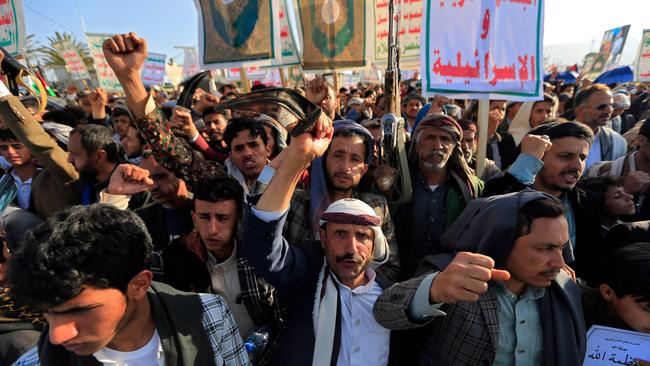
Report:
599,284,617,302
127,270,153,300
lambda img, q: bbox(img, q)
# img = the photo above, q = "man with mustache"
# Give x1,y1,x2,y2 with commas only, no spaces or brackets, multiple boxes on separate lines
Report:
283,120,401,281
241,118,394,365
574,84,627,169
374,191,586,365
396,114,483,277
484,122,599,281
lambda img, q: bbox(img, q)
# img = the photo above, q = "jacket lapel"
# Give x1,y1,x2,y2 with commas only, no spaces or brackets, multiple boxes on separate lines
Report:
478,286,500,353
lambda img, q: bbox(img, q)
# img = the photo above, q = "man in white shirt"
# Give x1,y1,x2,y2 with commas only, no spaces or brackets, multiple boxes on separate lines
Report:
241,114,393,365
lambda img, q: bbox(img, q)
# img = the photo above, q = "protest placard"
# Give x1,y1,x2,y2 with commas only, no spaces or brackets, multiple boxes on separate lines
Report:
273,0,300,66
182,48,200,79
86,33,123,92
584,325,650,366
194,0,281,68
635,29,650,82
296,0,369,70
142,52,166,86
0,0,25,56
373,0,421,64
420,0,544,101
52,39,90,81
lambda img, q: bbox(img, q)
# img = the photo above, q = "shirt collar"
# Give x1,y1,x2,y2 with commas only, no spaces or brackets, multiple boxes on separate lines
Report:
331,266,378,294
206,243,238,272
495,281,545,301
10,168,39,184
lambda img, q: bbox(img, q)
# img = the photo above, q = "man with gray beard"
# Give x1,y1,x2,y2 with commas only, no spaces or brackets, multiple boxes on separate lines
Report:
395,114,483,277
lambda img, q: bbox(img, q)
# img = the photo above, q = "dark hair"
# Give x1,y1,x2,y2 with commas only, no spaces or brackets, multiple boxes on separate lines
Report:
578,176,622,213
192,172,244,216
70,124,121,163
0,128,18,142
42,110,80,128
527,121,594,145
601,242,650,302
6,204,152,310
223,118,268,149
402,93,426,106
534,93,556,107
112,107,131,120
329,128,371,162
575,84,610,108
458,118,477,131
515,198,565,238
559,84,575,94
202,106,230,121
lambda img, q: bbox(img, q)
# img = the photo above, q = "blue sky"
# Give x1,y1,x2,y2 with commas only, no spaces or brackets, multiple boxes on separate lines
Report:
23,0,650,64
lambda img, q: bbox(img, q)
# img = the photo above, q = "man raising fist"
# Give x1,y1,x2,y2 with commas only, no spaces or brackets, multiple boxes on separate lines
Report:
373,191,586,366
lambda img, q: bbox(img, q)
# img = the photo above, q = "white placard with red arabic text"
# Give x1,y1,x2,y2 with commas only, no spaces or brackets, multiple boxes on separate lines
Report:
420,0,544,101
142,52,167,86
635,29,650,82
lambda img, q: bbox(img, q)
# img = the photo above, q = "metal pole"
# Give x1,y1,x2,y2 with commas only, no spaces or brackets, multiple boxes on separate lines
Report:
476,99,489,177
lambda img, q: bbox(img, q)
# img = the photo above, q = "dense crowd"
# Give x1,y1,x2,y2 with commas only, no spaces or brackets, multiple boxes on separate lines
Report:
0,32,649,366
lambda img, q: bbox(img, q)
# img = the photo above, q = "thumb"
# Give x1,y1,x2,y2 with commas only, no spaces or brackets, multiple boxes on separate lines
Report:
490,269,511,282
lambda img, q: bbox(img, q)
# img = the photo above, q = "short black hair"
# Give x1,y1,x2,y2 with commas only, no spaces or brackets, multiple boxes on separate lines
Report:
70,124,121,163
6,204,152,311
578,176,622,213
330,128,371,161
515,198,565,238
42,110,79,128
0,128,18,142
192,172,244,216
201,106,230,121
458,118,477,131
601,242,650,302
527,121,594,145
223,118,268,149
402,93,426,106
575,84,610,108
112,107,131,119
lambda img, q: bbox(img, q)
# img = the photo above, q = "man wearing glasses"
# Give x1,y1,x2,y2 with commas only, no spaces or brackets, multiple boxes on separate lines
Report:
575,84,627,169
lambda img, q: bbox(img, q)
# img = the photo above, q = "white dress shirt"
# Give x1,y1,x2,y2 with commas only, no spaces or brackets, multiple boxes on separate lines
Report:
93,329,164,366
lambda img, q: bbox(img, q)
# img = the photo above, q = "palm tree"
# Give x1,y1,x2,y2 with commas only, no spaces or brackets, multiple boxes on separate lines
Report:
38,31,93,69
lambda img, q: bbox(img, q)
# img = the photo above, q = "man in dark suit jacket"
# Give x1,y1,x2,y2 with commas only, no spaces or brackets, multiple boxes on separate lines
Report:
241,117,393,366
373,191,586,366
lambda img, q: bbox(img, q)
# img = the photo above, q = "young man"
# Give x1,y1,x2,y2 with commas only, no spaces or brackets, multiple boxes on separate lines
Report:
242,112,394,365
223,118,271,194
458,119,503,182
402,93,426,133
508,94,556,145
374,192,586,365
8,204,247,365
162,172,284,362
0,129,38,210
120,124,147,164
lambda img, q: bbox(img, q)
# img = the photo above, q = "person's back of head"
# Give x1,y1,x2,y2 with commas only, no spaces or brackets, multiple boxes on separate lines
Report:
6,204,152,312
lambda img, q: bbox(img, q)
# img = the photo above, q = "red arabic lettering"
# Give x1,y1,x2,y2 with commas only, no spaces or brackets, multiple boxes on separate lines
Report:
484,52,490,79
490,64,516,86
408,25,421,34
640,72,650,78
480,9,490,40
642,52,650,58
432,50,480,79
518,55,529,81
377,1,388,8
530,55,535,81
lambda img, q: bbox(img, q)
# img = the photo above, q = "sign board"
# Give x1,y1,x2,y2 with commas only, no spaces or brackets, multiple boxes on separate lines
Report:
142,52,166,85
86,33,123,92
53,39,90,81
635,29,650,82
182,48,200,79
296,0,368,70
194,0,281,68
599,25,630,66
584,325,650,366
273,0,301,66
421,0,544,101
0,0,25,56
373,0,422,64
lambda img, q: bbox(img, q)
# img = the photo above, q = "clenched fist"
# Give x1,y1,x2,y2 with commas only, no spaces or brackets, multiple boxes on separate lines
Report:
429,252,510,304
103,32,148,79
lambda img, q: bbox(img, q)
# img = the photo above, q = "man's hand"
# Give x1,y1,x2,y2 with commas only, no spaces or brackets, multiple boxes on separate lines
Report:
103,32,148,79
169,107,199,140
429,252,511,304
305,77,330,106
286,113,334,164
193,92,219,114
623,171,650,195
88,88,108,119
107,164,153,195
520,134,553,161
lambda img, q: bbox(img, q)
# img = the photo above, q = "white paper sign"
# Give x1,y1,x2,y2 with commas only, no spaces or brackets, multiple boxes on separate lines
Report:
86,33,123,92
420,0,544,101
635,29,650,82
53,39,90,80
373,0,422,63
584,325,650,366
0,0,25,56
142,52,166,85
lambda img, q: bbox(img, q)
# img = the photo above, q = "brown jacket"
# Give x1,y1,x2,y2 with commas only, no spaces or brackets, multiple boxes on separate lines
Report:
0,95,77,218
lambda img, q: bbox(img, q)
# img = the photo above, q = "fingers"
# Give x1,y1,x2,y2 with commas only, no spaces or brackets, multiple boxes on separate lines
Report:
113,34,126,53
118,164,152,184
490,269,511,282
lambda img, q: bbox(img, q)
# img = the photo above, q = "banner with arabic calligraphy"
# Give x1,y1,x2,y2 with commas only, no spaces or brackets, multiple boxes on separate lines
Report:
53,39,90,81
86,33,123,92
297,0,368,70
421,0,544,101
373,0,422,64
634,30,650,82
194,0,281,68
142,52,166,86
0,0,24,56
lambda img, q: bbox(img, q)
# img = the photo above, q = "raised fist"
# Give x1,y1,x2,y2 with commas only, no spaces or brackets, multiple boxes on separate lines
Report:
103,32,148,78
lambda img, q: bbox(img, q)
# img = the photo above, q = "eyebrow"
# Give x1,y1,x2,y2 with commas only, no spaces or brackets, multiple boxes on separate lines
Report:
47,304,101,315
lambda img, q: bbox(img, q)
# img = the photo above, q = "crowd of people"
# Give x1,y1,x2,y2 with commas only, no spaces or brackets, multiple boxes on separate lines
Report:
0,32,649,365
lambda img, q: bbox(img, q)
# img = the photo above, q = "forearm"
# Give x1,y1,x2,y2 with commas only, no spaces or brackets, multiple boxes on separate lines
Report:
256,149,309,212
116,71,149,119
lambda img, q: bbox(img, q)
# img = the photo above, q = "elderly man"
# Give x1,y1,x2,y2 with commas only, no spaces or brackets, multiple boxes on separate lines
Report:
241,118,393,365
374,191,586,365
396,114,483,276
610,92,634,133
574,84,627,169
283,120,401,281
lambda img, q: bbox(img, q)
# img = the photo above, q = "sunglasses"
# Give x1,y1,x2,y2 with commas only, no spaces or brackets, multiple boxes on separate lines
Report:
586,103,612,111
